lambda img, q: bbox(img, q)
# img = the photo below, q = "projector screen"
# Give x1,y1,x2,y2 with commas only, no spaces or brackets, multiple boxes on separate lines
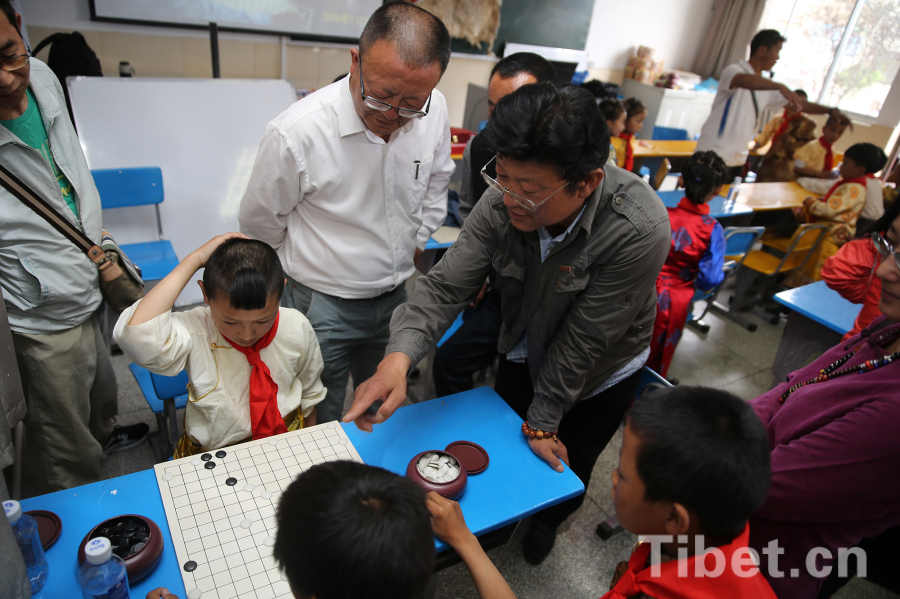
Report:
90,0,382,42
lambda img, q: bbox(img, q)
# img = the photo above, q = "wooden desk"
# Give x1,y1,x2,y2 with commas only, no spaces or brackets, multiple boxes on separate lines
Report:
633,140,696,158
736,181,820,211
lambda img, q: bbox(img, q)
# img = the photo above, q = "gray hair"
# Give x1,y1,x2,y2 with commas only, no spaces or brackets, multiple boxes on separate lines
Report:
359,2,451,75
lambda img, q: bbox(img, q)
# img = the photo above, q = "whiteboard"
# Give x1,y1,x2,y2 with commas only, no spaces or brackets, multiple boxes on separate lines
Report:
68,77,297,306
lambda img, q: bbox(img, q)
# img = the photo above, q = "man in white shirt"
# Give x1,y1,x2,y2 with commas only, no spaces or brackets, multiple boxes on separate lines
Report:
239,3,453,423
696,29,848,179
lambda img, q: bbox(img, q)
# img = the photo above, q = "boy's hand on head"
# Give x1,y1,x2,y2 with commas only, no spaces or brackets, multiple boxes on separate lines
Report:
146,589,179,599
528,436,569,473
426,492,474,548
343,352,411,431
190,232,250,268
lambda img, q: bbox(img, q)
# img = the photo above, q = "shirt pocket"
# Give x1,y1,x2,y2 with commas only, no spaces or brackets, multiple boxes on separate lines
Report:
492,253,526,282
0,251,49,311
554,255,590,293
407,155,434,213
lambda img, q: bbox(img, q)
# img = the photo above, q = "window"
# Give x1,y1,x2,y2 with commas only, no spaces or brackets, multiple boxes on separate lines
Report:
760,0,900,119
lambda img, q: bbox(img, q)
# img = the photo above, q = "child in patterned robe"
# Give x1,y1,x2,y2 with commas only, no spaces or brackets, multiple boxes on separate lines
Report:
647,151,727,377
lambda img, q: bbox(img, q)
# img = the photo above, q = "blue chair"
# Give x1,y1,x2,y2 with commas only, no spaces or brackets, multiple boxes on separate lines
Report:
92,167,179,282
128,363,189,460
652,126,690,141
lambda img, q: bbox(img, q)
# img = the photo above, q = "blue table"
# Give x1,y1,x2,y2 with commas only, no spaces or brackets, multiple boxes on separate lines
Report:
21,388,583,597
770,281,862,385
656,190,754,220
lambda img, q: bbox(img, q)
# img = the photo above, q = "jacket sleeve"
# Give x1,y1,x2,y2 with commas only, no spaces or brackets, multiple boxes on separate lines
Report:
696,222,726,292
457,138,475,225
416,110,453,249
808,184,865,220
112,299,193,376
754,116,780,147
821,238,879,304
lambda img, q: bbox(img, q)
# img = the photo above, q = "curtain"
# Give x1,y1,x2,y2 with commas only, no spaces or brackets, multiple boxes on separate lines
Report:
692,0,768,80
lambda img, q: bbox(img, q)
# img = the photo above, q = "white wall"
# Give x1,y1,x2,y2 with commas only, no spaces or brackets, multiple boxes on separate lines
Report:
584,0,717,73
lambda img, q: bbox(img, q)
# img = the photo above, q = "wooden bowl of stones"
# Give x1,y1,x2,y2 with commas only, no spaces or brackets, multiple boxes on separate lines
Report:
77,515,164,582
406,441,489,500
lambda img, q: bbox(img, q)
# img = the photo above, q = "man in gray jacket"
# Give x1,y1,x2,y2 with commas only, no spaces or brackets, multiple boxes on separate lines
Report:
0,3,146,497
346,82,670,564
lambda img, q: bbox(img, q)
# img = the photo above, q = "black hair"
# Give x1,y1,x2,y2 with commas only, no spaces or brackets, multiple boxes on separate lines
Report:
627,386,771,540
274,461,435,599
858,193,900,238
0,0,15,30
599,98,625,123
359,2,451,75
490,52,556,84
750,29,787,57
795,89,808,99
682,151,729,204
844,142,888,174
482,82,609,189
623,97,646,121
202,238,284,310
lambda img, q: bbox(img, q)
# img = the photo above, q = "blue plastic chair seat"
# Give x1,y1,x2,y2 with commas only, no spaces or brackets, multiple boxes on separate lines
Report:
121,240,179,282
128,363,188,414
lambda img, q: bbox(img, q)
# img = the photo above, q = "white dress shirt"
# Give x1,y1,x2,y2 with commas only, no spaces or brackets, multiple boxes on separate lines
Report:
238,76,454,299
696,60,787,167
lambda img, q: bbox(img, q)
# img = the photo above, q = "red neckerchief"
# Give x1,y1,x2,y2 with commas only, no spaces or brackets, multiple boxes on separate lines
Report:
601,523,776,599
771,110,801,148
822,175,868,203
677,197,710,214
222,312,287,440
819,136,834,171
619,132,635,171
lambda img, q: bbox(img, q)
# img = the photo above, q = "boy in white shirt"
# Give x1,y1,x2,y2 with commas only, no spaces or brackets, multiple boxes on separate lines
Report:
114,233,325,457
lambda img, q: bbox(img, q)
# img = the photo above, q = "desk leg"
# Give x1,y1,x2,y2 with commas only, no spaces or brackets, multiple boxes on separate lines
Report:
771,310,842,388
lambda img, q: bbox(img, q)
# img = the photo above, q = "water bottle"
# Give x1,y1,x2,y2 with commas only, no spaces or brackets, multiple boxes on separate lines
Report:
726,176,742,207
78,537,130,599
4,499,49,592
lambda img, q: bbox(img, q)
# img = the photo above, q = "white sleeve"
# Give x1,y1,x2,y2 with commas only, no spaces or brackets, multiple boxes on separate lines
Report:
416,107,454,249
238,123,307,250
719,63,743,93
112,300,194,376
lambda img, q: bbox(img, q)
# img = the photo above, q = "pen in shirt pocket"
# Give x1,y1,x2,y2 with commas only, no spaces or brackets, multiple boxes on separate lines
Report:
414,160,420,180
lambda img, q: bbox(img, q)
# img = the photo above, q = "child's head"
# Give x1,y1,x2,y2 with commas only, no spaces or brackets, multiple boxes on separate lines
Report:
599,98,627,137
200,238,284,347
612,386,770,541
821,113,849,145
681,151,729,204
622,97,646,135
841,142,888,179
274,461,435,599
786,89,807,114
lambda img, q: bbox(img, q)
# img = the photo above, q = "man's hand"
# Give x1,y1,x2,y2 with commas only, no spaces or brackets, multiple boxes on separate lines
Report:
190,232,249,269
146,589,179,599
427,492,475,548
528,436,569,473
343,352,411,431
778,85,804,113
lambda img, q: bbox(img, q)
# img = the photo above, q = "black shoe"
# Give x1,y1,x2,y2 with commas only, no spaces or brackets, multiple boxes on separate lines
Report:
523,520,557,565
102,423,150,456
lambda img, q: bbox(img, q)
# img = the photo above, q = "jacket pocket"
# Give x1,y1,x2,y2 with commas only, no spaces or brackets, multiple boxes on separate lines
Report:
554,255,590,293
0,252,49,310
492,253,526,281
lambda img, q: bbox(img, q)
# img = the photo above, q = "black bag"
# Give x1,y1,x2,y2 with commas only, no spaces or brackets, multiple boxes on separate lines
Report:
32,32,103,127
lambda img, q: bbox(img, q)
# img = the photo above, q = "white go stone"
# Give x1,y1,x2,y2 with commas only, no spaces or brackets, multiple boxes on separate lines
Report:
162,472,174,481
327,422,337,429
263,536,276,547
191,458,202,466
268,438,279,446
240,519,253,529
261,490,273,500
187,589,202,599
338,438,348,445
243,483,255,493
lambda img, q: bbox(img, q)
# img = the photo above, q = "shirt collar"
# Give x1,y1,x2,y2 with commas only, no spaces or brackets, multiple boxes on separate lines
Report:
677,197,711,214
336,74,418,141
540,205,586,245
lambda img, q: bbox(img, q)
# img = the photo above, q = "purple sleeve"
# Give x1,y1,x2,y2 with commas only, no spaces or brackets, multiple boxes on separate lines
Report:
696,222,726,291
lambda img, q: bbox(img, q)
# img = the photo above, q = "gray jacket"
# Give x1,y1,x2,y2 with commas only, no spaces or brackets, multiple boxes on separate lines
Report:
0,59,103,334
387,164,670,431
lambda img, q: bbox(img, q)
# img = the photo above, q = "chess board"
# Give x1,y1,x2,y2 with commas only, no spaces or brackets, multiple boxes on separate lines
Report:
154,422,364,599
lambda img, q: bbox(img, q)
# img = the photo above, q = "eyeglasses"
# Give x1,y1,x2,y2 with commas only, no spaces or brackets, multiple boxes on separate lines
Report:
480,155,568,212
0,52,29,72
872,232,900,270
358,56,431,119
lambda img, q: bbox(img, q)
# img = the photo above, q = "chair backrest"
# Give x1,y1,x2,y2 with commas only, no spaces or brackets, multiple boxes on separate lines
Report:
635,366,673,401
723,226,765,261
150,370,190,401
776,223,830,273
92,167,164,209
652,126,690,141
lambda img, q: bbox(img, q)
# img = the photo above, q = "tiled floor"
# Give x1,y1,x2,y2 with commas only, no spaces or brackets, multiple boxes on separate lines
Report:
98,283,895,599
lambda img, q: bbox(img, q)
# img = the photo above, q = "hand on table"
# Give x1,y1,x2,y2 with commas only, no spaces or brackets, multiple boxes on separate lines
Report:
427,491,475,548
146,589,179,599
343,352,411,431
638,140,653,148
528,436,569,473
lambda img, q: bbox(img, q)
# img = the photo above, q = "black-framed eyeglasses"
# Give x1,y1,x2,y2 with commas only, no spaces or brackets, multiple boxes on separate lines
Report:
480,155,568,212
872,232,900,270
358,56,431,119
0,51,29,72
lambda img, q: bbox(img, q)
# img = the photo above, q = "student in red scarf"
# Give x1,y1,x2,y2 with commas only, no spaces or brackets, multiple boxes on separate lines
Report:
616,98,647,172
793,113,848,180
425,386,775,599
114,234,326,457
753,90,817,182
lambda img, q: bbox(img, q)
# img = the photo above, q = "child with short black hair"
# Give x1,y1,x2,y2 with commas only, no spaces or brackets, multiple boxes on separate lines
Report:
146,461,436,599
793,113,849,179
614,97,647,172
646,151,728,378
114,233,326,457
428,386,776,599
600,98,627,166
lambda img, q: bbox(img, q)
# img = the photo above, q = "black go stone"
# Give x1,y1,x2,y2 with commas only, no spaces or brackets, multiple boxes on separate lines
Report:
225,477,237,486
131,542,146,555
183,560,198,572
201,453,212,461
205,461,216,470
135,533,150,543
125,520,139,532
122,529,135,539
215,450,226,458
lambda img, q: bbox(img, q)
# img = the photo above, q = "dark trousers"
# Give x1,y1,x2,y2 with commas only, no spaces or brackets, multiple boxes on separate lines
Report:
493,356,640,528
433,289,503,397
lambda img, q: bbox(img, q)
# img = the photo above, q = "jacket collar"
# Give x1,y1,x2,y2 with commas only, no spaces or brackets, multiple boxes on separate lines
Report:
677,197,710,214
0,59,61,145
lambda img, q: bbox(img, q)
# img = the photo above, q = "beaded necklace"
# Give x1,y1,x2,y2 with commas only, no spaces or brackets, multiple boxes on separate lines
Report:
779,327,900,403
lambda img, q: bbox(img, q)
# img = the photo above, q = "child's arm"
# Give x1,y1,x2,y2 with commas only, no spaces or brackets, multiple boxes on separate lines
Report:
426,492,517,599
128,232,248,326
753,117,779,149
696,223,726,293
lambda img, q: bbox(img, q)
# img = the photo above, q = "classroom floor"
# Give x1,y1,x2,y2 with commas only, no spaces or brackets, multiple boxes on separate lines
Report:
100,278,896,599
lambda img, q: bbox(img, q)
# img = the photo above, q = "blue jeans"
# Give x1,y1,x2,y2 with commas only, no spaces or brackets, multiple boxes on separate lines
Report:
282,276,407,423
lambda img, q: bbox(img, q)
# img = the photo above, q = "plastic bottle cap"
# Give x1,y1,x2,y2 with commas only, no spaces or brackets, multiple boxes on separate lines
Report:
85,537,113,565
3,500,21,524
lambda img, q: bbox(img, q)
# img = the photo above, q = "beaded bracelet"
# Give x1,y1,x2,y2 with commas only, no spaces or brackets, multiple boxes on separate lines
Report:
522,421,559,442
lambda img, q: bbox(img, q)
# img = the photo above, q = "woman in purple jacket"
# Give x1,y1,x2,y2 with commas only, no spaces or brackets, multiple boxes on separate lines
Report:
748,224,900,599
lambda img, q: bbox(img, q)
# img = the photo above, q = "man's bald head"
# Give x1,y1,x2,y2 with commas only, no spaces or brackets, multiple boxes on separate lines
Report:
359,2,451,76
